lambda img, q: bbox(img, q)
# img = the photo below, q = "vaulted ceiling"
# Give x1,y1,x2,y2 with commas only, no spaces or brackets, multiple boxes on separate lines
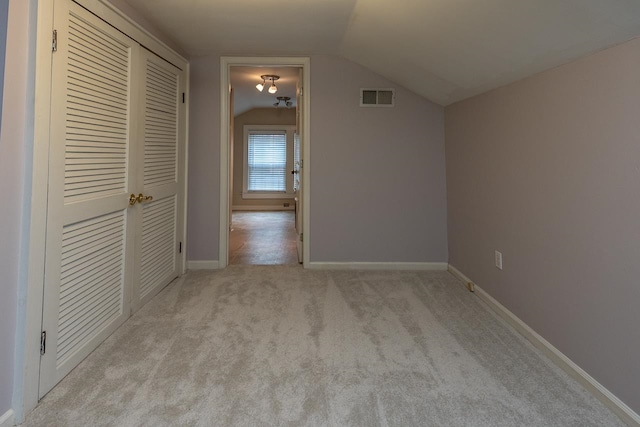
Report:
117,0,640,106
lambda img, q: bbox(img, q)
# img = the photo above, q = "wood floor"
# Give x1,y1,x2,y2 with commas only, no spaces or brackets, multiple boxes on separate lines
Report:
229,211,299,265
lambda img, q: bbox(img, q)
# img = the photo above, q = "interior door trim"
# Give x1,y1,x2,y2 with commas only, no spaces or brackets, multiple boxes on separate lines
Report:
219,56,311,268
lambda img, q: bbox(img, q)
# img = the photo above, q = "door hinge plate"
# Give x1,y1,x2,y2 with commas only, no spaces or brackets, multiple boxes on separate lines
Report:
182,93,185,104
300,233,303,242
40,331,46,355
52,30,57,52
179,241,182,253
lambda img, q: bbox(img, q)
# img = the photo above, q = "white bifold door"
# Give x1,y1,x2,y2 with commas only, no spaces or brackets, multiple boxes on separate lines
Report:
132,48,185,311
39,0,185,397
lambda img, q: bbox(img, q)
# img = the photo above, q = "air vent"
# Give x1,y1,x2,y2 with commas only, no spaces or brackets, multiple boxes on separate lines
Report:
360,88,395,107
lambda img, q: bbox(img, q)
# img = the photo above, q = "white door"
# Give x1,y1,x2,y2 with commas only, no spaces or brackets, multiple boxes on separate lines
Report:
39,1,139,396
39,1,187,398
294,68,304,263
130,49,185,311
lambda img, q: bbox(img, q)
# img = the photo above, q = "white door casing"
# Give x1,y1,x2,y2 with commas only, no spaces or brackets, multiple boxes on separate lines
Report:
294,68,303,263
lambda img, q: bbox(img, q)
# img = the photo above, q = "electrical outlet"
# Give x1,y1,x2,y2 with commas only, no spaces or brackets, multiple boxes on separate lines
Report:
495,250,503,270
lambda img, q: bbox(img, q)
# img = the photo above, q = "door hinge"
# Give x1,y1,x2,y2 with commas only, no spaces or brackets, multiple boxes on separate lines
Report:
179,242,182,253
40,331,46,355
52,30,57,52
300,233,303,242
182,93,185,104
300,87,303,97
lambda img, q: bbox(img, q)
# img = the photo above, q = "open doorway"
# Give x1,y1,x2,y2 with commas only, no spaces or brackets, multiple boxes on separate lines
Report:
220,58,310,267
229,66,299,265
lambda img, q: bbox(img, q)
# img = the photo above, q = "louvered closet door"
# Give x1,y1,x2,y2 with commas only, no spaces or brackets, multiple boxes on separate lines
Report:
130,49,185,311
39,0,139,396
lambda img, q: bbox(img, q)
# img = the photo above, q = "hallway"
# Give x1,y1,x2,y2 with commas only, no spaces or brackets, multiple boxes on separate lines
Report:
229,211,298,265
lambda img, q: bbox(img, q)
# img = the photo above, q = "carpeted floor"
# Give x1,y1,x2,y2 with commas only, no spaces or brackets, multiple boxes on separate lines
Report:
21,267,624,426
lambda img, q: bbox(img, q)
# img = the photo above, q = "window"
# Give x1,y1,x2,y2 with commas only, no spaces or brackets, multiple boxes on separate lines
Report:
247,131,287,192
243,125,295,199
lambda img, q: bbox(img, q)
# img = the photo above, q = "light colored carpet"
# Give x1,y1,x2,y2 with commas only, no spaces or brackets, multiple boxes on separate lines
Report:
22,267,624,426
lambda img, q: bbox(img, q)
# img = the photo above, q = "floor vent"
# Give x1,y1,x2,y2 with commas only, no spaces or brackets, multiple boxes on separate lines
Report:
360,88,395,107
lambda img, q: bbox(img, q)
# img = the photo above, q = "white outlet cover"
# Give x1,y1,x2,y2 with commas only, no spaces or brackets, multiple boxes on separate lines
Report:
495,251,503,270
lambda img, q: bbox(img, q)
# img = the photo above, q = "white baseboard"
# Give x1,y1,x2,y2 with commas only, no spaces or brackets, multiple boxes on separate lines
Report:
447,264,474,288
307,262,448,271
447,264,640,427
186,260,220,270
0,409,14,427
232,205,294,211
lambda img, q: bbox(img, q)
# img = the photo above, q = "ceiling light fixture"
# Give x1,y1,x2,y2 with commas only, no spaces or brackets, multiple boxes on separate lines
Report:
268,80,278,94
273,96,293,108
255,77,265,92
257,74,279,93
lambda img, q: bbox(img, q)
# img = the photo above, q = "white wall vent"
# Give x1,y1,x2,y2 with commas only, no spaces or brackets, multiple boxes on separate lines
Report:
360,88,395,107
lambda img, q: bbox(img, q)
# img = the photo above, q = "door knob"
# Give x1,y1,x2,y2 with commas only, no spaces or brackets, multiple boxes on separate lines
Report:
136,193,153,203
129,194,138,206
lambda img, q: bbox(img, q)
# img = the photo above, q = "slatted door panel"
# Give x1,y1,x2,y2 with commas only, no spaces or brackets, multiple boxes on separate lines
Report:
65,11,129,201
140,196,176,299
40,0,137,397
57,211,126,366
144,59,178,187
131,50,184,310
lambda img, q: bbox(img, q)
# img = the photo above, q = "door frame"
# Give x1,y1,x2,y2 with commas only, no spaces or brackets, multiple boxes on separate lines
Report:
15,0,189,421
219,57,311,268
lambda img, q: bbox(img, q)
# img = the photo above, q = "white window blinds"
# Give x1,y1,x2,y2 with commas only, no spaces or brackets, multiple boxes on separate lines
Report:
247,131,287,192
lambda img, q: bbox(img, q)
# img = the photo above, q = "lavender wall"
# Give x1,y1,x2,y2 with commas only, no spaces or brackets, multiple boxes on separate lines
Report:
310,56,447,262
187,55,221,261
446,38,640,414
187,55,448,263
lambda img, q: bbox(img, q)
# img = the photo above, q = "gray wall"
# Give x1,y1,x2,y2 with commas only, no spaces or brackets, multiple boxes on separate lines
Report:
187,55,448,263
445,37,640,414
0,0,27,417
187,55,221,261
310,56,447,262
232,108,296,209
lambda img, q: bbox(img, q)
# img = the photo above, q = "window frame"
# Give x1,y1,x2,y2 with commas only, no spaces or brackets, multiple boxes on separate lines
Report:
242,124,296,199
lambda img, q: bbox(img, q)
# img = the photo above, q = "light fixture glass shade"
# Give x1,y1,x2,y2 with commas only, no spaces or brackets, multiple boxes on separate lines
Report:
256,82,264,91
268,83,277,94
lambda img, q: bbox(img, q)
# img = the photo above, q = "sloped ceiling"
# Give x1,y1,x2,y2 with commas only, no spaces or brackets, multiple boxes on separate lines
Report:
118,0,640,105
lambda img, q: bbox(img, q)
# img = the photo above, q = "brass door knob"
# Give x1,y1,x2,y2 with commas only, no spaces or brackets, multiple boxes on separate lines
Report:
136,193,153,203
129,194,138,206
